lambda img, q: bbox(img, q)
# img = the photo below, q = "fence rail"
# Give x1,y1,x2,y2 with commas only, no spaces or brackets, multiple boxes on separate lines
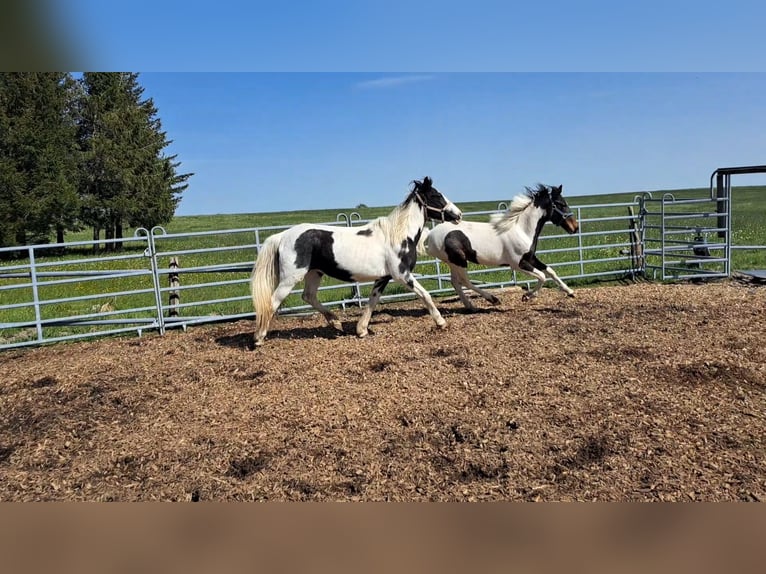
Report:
0,192,740,350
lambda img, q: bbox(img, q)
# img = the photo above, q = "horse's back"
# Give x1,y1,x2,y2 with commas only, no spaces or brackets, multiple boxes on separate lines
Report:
427,221,490,251
426,221,507,267
279,222,388,282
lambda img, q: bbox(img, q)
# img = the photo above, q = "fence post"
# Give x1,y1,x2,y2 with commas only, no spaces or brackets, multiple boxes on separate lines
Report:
138,226,167,335
576,206,585,277
169,257,180,317
627,206,644,278
28,245,44,344
716,172,727,240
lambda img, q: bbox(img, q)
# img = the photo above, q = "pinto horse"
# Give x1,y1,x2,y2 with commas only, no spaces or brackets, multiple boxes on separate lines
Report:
251,177,462,346
423,184,579,308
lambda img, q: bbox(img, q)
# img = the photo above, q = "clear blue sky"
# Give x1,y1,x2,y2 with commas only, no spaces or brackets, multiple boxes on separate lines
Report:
134,73,766,216
55,1,766,216
60,1,766,72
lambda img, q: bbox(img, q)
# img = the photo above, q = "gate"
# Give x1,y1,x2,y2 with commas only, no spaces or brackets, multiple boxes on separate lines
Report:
639,165,766,281
638,190,730,281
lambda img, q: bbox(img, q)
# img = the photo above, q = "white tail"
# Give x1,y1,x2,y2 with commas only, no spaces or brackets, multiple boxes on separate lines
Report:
251,232,283,337
416,226,431,256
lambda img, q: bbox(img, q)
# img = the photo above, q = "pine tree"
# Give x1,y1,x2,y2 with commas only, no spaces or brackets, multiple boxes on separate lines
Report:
78,73,191,250
0,73,80,249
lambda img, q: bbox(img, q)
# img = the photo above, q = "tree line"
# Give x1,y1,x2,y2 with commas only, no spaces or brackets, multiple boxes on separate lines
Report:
0,72,192,253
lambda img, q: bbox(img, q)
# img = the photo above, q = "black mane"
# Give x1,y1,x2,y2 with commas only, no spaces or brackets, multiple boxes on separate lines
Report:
524,183,552,199
524,183,556,209
404,176,433,206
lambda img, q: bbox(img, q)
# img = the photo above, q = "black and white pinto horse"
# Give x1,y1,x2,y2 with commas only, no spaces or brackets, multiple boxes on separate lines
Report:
251,177,462,346
422,184,579,308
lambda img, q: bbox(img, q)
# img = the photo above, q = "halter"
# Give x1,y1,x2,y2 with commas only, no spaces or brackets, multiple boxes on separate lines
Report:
552,204,575,220
413,189,450,222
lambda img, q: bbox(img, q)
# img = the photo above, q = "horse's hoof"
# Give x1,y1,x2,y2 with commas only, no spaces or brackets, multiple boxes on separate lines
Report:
357,329,368,338
436,321,448,330
330,319,343,331
254,339,264,348
489,296,501,305
566,292,575,298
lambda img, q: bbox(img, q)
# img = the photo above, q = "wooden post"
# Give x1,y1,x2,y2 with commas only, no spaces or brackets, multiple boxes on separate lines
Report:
168,257,180,317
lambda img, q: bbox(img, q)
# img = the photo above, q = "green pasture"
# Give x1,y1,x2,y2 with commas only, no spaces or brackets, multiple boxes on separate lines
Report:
2,186,765,345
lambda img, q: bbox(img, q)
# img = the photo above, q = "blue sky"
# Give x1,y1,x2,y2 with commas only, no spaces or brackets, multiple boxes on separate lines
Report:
133,73,766,216
59,1,766,72
54,1,766,216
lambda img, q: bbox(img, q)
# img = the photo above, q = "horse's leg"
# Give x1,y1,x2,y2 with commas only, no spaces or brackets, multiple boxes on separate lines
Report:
449,267,474,309
400,272,447,329
518,257,548,302
356,276,390,337
302,270,343,331
532,255,575,297
254,273,302,345
454,267,501,306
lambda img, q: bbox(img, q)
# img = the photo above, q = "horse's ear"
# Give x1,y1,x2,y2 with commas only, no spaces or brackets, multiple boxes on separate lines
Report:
422,176,432,189
556,185,563,195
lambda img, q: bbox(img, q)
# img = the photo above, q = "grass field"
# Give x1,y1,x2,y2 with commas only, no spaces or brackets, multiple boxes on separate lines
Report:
2,185,765,345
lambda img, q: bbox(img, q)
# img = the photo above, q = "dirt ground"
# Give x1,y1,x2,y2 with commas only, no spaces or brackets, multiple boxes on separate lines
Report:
1,280,764,501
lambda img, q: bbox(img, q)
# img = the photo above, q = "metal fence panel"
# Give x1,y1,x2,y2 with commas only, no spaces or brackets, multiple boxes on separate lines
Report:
638,192,730,281
0,195,709,350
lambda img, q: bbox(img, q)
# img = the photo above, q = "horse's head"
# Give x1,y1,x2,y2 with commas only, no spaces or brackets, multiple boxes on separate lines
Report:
411,176,462,223
544,185,579,234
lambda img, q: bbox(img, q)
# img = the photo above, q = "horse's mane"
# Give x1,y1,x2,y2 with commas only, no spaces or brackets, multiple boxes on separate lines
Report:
366,183,421,245
490,184,546,234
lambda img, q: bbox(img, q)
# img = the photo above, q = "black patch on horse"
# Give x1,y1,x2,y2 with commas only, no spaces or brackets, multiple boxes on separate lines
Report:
529,216,548,253
518,215,549,271
444,230,479,268
371,276,391,296
519,252,548,272
397,230,422,274
356,229,373,236
294,229,354,282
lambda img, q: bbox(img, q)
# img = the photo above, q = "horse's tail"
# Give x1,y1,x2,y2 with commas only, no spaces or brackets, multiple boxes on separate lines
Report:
251,232,283,335
417,226,431,256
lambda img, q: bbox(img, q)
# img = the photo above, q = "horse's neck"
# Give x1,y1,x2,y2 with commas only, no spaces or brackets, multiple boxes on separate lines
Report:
404,200,425,240
516,205,546,238
387,199,424,244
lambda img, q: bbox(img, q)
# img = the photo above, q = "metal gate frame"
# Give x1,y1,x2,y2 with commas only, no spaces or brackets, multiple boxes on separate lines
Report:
638,165,766,281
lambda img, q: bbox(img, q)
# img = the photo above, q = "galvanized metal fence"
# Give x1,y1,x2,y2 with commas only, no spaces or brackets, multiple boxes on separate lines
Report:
0,191,731,351
637,165,766,280
638,192,730,281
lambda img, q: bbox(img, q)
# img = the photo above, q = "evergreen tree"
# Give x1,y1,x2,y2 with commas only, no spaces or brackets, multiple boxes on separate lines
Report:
0,72,80,249
78,73,191,250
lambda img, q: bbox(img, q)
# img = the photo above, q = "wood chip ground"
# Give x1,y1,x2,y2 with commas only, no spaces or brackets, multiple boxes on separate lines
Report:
1,281,764,501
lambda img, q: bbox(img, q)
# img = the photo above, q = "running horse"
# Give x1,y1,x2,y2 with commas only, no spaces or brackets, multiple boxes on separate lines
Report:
250,177,462,346
422,184,579,308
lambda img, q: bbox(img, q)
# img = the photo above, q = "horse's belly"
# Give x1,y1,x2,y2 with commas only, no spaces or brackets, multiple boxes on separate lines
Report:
333,249,387,282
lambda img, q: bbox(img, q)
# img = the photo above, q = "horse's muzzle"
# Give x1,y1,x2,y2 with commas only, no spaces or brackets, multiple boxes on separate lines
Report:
446,207,463,224
565,218,579,234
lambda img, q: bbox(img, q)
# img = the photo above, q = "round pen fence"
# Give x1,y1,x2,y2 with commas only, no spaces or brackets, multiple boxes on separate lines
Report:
2,167,765,350
0,201,638,350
